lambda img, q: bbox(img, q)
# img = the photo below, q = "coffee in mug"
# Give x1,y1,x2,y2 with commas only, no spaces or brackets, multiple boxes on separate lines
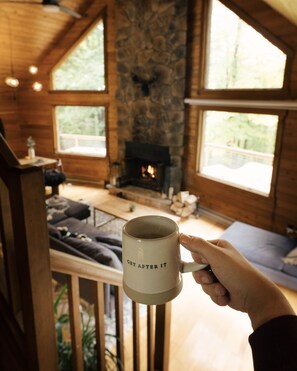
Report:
122,215,207,305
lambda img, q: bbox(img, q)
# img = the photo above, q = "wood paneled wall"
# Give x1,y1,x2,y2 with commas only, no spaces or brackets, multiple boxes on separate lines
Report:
16,0,117,183
184,0,297,233
0,93,22,156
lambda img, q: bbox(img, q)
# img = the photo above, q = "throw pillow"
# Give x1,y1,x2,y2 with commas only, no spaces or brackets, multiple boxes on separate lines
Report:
95,235,122,247
282,247,297,265
65,237,122,271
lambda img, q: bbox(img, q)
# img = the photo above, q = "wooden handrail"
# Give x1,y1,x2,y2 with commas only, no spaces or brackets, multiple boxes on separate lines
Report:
50,249,123,285
50,248,171,370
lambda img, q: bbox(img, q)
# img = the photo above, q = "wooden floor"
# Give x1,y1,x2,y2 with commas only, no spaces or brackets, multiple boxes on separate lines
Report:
59,183,297,371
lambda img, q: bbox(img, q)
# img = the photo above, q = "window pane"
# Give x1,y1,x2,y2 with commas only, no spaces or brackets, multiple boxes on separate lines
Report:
52,20,105,91
55,106,106,157
205,0,286,89
199,111,278,195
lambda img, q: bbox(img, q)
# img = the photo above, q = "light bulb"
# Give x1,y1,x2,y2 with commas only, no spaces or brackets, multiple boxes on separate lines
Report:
5,76,19,87
29,65,38,74
32,81,43,91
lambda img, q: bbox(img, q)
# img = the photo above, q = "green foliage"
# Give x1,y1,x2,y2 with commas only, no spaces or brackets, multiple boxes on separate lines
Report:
54,284,121,371
204,111,278,154
27,136,36,148
207,0,286,89
56,106,106,136
52,20,105,91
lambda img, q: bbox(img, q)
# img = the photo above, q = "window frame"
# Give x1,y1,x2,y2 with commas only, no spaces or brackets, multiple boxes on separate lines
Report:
53,103,109,159
194,0,291,198
198,0,293,99
196,106,285,197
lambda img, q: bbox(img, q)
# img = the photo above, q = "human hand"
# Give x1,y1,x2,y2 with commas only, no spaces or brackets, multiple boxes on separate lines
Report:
179,234,295,329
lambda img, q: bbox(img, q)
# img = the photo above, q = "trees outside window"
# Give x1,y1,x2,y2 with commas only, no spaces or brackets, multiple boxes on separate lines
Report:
200,111,278,195
198,0,288,196
205,0,286,89
51,17,107,158
52,19,105,91
55,106,106,157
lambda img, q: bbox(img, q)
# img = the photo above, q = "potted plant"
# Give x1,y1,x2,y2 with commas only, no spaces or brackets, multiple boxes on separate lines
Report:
27,136,36,159
54,284,122,370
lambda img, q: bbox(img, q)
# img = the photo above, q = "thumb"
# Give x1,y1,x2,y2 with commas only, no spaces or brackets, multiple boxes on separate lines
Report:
179,233,220,263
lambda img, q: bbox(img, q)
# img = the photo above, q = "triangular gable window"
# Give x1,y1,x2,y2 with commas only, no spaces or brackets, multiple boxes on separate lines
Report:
205,0,286,89
52,19,105,91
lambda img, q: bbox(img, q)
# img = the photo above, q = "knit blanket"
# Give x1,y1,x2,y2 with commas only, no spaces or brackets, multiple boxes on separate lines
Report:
46,195,69,221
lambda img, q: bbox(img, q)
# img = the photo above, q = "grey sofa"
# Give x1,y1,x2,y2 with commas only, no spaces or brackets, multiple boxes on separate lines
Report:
220,221,297,291
47,197,124,312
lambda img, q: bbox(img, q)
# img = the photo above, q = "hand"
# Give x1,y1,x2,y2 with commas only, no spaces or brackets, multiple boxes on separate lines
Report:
179,234,295,329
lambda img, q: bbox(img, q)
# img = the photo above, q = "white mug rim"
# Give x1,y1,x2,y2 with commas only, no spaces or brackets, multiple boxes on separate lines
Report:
122,215,178,241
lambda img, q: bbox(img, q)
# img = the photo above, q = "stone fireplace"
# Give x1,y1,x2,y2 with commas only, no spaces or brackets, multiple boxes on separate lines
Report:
115,0,188,195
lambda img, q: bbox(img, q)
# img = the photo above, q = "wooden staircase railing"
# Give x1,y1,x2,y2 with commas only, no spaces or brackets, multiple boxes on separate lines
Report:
50,249,171,371
0,133,171,370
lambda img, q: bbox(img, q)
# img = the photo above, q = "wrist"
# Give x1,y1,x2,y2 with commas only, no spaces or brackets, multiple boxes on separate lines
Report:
248,281,295,330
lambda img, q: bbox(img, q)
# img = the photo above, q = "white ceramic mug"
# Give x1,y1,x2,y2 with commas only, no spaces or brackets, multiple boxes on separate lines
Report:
122,215,208,305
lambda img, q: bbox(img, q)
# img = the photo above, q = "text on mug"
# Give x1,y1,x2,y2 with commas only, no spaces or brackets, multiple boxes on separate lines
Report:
126,259,167,269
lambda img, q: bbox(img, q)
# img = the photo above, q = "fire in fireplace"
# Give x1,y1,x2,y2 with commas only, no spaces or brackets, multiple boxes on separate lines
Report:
124,141,170,192
141,164,156,179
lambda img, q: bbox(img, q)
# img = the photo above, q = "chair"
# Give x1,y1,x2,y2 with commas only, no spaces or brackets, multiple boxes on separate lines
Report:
44,168,66,196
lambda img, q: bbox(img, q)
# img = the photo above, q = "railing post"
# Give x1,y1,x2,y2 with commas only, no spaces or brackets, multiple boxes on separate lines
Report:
154,302,172,371
8,166,58,371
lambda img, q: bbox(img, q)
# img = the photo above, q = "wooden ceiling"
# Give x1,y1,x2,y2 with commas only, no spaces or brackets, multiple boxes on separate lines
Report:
0,0,92,85
0,0,297,92
263,0,297,27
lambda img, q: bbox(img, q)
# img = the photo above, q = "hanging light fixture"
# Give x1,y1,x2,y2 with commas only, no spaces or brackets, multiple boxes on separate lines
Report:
5,76,19,88
4,15,19,88
29,65,38,74
32,81,43,92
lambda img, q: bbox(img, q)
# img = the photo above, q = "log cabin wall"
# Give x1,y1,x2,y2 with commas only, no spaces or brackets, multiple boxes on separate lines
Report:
1,0,297,233
0,94,22,156
184,0,297,233
16,0,117,183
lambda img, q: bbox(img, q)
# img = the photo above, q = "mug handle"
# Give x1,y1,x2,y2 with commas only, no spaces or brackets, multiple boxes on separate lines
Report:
181,261,209,273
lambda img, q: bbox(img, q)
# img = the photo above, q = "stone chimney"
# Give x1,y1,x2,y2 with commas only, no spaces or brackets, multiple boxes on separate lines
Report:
115,0,188,191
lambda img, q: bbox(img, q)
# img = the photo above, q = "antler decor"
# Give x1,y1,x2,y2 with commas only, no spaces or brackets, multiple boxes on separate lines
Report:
131,72,158,96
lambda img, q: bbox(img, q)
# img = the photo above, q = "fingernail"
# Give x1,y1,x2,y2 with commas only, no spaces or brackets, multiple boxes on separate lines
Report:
201,257,209,264
180,233,191,244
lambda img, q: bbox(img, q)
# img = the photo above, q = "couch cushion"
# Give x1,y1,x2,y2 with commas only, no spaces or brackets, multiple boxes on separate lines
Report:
54,217,120,242
47,196,90,224
220,222,296,271
64,237,122,270
95,235,122,247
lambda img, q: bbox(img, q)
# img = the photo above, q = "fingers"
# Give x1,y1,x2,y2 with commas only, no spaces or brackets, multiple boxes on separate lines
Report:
193,267,230,306
179,234,220,264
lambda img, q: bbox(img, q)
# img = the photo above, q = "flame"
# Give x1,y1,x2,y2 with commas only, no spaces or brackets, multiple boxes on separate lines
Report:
141,164,156,179
147,165,156,178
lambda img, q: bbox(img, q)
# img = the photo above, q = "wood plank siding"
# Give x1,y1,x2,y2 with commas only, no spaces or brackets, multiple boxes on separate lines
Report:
0,0,297,232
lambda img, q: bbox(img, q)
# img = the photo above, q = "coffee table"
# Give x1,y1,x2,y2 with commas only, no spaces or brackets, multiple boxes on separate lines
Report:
93,196,180,225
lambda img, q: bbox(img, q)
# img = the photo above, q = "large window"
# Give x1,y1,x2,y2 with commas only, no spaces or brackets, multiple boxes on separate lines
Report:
199,111,278,195
55,106,106,157
205,0,286,89
52,19,105,91
197,0,288,196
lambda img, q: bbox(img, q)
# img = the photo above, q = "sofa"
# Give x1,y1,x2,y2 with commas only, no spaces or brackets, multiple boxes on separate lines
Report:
46,196,124,311
220,221,297,291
